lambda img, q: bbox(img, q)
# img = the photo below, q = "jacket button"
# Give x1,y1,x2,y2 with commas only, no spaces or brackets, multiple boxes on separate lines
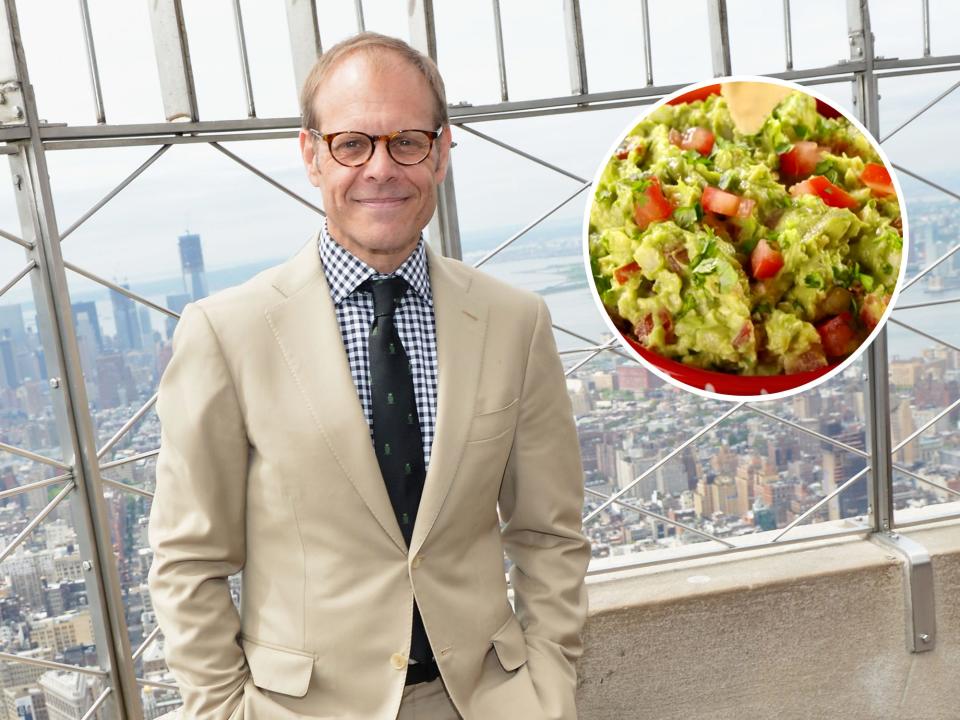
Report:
390,653,408,670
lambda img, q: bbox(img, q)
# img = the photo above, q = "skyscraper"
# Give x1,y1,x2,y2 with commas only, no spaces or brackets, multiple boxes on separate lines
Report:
178,232,208,301
71,301,103,352
110,285,142,352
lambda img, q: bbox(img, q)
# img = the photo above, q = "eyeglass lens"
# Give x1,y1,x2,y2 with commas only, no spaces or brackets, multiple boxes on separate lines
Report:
330,131,432,165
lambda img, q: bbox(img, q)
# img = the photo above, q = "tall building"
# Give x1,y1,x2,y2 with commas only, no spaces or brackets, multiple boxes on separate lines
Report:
37,672,105,720
110,285,141,352
0,304,26,346
69,303,102,352
178,232,208,301
0,334,18,390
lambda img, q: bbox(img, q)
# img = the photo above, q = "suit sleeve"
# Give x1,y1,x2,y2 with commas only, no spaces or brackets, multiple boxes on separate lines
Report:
498,295,591,720
148,302,249,719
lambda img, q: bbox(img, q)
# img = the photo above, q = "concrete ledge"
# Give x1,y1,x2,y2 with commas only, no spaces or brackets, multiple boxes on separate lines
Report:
576,515,960,720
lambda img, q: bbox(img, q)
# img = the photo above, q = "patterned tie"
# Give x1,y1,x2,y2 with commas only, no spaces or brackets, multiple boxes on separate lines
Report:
365,276,432,663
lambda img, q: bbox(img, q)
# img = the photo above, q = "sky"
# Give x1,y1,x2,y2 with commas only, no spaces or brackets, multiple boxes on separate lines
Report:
0,0,958,309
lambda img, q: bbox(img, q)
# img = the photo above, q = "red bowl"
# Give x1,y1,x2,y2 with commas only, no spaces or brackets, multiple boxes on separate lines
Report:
622,333,836,397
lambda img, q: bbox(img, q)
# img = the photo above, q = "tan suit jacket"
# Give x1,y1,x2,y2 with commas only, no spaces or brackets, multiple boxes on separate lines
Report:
147,233,590,719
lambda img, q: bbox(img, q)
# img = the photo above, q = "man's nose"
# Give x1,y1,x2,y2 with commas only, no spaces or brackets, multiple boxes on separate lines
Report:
363,138,399,179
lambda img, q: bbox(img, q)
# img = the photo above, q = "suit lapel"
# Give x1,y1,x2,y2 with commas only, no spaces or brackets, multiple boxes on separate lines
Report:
263,235,487,557
409,244,487,557
264,235,406,551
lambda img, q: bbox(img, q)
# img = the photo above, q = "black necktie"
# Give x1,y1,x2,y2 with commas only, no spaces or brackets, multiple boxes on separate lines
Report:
365,276,432,663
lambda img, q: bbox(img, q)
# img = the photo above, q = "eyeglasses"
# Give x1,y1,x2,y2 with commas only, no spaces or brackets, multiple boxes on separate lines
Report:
309,128,440,167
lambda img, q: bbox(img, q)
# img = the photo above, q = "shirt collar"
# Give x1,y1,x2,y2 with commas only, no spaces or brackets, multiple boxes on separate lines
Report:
318,220,432,307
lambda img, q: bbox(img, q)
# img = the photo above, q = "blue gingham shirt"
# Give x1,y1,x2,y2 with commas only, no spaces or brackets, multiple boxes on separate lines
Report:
318,222,438,467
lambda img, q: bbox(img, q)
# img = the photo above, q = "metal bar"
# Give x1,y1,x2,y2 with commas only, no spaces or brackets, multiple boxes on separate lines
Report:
894,296,960,311
354,0,365,32
99,448,159,471
491,0,508,101
783,0,794,70
893,464,960,500
893,509,960,529
32,116,301,141
875,62,960,81
0,437,72,470
231,0,256,119
562,0,588,95
210,141,325,216
552,324,635,363
558,345,614,355
894,162,960,206
870,531,936,652
880,77,960,143
457,124,587,183
473,181,591,268
901,238,960,292
0,260,34,298
147,0,198,121
747,406,870,459
59,145,171,241
46,130,297,151
284,0,321,98
100,477,154,500
583,403,744,525
0,227,31,249
892,395,960,454
80,686,113,720
0,482,74,564
564,339,618,377
77,0,105,124
132,625,161,661
64,260,179,318
584,487,736,548
922,0,931,57
407,0,438,63
706,0,732,76
890,318,960,356
136,678,179,690
0,472,72,501
586,524,870,576
0,651,107,677
640,0,653,85
773,466,872,542
96,393,158,460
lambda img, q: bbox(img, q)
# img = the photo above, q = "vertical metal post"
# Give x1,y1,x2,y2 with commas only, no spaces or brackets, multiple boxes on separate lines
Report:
231,0,256,118
921,0,931,57
2,1,140,717
847,0,893,532
640,0,653,86
706,0,732,77
146,0,198,122
284,0,321,107
491,0,509,102
782,0,794,71
408,0,463,260
562,0,588,95
77,0,105,124
354,0,366,32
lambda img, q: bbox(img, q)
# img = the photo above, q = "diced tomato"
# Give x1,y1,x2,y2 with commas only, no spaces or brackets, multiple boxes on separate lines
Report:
779,141,821,179
860,292,889,330
861,162,895,197
682,127,715,156
790,175,858,209
658,309,676,345
750,239,784,280
816,312,858,358
736,197,756,218
701,186,742,216
668,128,682,147
732,321,754,349
614,261,640,285
633,178,674,230
667,84,722,105
784,348,828,374
634,313,654,344
815,98,842,119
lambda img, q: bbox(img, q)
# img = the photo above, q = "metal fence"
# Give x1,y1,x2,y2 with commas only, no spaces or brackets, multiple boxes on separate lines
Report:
0,0,957,716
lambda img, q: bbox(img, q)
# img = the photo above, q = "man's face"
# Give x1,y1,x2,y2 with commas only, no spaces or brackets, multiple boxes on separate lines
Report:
299,52,451,273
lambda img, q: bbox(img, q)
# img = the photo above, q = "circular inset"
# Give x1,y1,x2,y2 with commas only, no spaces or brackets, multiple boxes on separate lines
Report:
583,76,907,401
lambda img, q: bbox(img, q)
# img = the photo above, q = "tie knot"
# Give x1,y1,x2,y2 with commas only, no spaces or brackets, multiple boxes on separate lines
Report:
366,276,408,317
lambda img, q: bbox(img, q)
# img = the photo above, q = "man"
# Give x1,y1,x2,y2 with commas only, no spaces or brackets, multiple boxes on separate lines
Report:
148,32,589,720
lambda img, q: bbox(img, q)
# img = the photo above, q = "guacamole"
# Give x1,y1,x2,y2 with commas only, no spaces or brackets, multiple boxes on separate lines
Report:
589,88,902,376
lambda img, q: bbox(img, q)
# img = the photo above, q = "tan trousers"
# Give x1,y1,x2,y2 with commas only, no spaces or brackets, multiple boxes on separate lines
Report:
396,677,462,719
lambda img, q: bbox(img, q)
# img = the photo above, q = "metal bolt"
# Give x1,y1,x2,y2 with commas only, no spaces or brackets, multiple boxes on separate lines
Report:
49,377,60,389
82,561,93,571
919,634,930,643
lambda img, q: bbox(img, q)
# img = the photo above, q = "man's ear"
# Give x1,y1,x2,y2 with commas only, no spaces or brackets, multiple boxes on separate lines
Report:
299,129,322,188
433,124,452,184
